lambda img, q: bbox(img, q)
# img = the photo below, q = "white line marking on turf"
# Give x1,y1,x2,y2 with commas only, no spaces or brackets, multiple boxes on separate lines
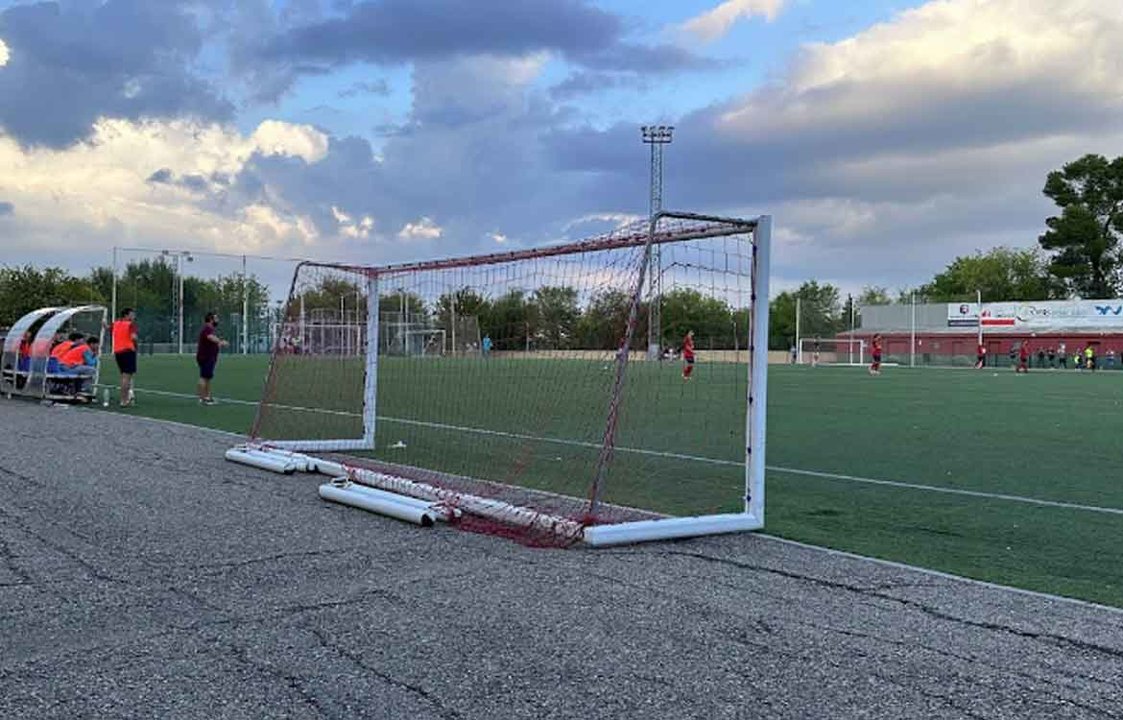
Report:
756,534,1123,616
106,385,1123,518
768,467,1123,516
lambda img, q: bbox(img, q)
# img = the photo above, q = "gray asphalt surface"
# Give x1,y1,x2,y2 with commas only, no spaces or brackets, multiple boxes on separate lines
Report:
1,399,1121,720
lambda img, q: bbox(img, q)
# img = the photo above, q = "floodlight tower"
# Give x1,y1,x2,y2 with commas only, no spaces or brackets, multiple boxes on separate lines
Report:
162,250,194,354
642,124,673,360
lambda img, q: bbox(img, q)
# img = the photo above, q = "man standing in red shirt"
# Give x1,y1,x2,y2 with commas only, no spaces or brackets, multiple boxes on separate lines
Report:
975,342,987,370
196,312,228,405
869,334,883,375
1015,342,1030,373
682,330,695,380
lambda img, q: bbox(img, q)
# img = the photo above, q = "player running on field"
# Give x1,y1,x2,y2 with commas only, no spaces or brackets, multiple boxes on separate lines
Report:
682,330,695,380
975,342,987,369
869,334,883,375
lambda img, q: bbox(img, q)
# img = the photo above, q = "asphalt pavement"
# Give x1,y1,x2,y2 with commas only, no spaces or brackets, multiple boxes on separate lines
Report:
1,399,1121,719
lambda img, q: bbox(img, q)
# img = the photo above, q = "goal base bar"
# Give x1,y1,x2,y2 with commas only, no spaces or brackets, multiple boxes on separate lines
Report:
583,513,763,547
241,445,763,547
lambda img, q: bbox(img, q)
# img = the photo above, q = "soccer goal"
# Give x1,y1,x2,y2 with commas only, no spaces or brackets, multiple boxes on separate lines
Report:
244,211,771,547
798,338,867,366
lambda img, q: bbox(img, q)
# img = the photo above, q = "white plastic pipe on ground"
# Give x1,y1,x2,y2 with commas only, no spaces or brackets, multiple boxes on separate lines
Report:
335,479,458,522
319,482,436,526
224,448,296,474
243,445,315,472
322,463,583,540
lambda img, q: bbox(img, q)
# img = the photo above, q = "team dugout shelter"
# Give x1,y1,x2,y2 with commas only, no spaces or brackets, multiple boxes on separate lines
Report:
1,305,108,401
841,299,1123,368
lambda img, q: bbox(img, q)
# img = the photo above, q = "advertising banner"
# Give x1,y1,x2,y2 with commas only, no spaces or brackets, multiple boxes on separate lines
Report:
947,301,1123,329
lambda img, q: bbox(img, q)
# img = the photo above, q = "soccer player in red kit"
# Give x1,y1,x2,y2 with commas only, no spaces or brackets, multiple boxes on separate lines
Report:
682,330,695,380
869,334,883,375
975,342,987,369
1016,342,1030,373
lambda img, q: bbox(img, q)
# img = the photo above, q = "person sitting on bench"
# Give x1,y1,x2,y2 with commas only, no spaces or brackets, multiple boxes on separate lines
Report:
17,331,32,372
58,336,100,395
50,332,84,363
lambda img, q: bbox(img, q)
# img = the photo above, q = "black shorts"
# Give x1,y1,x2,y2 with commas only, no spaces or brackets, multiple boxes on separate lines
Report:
197,358,217,380
684,356,695,365
976,355,985,363
872,355,882,364
114,350,137,375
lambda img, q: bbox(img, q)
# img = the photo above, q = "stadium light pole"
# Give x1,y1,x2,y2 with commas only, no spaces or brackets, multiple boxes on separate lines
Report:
848,294,856,365
976,288,983,347
910,292,916,368
241,254,249,355
641,124,673,361
111,246,119,323
794,297,801,364
161,250,193,355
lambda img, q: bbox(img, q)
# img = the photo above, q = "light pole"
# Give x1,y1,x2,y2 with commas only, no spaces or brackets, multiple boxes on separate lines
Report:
341,290,361,356
111,246,119,322
641,124,673,360
241,254,249,355
162,250,193,354
976,288,983,348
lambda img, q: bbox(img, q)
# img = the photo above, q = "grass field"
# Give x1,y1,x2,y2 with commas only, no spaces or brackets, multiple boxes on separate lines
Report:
95,353,1123,607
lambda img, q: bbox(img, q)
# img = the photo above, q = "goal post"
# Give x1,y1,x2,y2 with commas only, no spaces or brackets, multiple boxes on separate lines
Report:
246,211,771,546
798,337,867,366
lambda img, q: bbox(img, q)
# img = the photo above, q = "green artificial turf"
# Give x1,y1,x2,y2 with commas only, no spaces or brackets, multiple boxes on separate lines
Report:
98,353,1123,607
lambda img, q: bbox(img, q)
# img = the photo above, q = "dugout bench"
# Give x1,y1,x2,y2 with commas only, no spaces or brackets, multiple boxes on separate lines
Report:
1,305,107,403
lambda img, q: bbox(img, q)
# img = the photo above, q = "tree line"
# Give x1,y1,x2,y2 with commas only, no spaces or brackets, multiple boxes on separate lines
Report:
0,261,271,348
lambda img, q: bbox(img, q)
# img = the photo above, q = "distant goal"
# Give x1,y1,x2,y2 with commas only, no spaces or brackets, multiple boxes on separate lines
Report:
243,211,772,547
798,338,867,366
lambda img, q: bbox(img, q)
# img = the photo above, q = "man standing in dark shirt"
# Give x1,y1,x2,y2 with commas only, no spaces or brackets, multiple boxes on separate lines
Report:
196,312,228,405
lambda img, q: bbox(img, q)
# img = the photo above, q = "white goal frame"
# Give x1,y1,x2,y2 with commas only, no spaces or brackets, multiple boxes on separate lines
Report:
798,337,867,366
248,211,772,546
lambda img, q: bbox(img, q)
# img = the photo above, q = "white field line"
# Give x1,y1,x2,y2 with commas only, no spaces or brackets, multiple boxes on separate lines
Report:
103,384,1123,518
757,534,1123,616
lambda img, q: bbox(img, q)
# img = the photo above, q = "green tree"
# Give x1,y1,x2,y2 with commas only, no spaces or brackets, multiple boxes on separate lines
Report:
918,247,1060,302
660,288,734,350
1039,154,1123,297
482,290,531,350
768,281,842,350
435,288,489,329
858,286,892,306
575,289,631,350
529,286,580,350
0,266,103,326
378,290,427,319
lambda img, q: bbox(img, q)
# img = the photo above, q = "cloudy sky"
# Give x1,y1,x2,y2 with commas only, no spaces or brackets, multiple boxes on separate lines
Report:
1,0,1121,295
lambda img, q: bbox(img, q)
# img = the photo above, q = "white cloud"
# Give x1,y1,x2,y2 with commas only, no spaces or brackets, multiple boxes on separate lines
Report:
489,232,508,244
250,120,330,164
682,0,1123,285
331,205,352,224
333,206,374,238
563,213,644,232
719,0,1123,140
681,0,787,42
398,217,442,240
0,38,9,67
0,117,329,256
